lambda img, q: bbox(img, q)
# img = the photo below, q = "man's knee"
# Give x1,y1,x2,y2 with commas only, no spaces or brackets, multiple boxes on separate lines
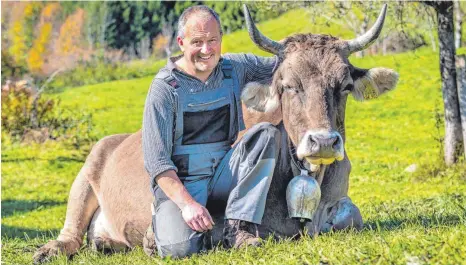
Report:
157,236,204,259
153,199,205,259
249,122,280,138
243,122,280,149
242,122,280,164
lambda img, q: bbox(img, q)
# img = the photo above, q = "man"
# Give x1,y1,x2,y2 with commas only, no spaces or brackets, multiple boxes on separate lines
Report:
142,5,280,258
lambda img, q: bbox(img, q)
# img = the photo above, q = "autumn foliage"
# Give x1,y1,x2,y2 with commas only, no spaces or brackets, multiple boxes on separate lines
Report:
27,3,61,75
58,8,85,55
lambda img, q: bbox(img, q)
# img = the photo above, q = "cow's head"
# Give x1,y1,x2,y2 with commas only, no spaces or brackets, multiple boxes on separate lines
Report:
241,4,398,168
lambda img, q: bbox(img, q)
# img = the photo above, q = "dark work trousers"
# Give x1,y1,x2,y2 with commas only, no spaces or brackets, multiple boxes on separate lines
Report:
152,122,280,258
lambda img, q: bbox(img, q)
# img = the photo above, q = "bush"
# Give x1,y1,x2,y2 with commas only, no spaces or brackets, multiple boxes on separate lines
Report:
1,50,28,81
1,88,96,148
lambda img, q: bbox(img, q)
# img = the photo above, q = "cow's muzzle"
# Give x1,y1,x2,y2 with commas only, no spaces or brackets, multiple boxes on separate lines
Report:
297,130,344,165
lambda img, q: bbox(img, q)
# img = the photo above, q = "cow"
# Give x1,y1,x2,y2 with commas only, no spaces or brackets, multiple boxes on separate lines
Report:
33,4,398,263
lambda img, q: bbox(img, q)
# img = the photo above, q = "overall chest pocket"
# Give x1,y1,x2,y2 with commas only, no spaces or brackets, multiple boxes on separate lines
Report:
182,103,231,145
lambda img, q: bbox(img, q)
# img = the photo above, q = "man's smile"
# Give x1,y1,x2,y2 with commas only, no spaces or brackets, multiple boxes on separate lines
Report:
198,54,213,61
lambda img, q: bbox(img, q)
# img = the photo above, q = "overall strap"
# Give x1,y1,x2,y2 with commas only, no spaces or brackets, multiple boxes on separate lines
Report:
155,71,179,89
221,59,233,79
222,58,246,132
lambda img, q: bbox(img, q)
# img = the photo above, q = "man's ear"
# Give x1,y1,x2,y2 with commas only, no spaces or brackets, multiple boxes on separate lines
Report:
351,67,399,101
177,36,185,52
241,80,280,112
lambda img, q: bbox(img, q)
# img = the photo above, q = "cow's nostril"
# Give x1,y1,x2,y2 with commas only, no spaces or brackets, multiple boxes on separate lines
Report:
332,136,340,150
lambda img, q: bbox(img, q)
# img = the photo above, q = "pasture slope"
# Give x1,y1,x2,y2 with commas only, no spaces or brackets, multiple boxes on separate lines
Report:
2,8,466,265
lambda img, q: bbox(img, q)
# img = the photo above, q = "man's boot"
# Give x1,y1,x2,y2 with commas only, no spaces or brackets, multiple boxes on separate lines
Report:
143,225,157,257
223,219,262,249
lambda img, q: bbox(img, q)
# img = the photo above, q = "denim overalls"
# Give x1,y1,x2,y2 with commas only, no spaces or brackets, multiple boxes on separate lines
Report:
151,58,280,258
160,59,245,182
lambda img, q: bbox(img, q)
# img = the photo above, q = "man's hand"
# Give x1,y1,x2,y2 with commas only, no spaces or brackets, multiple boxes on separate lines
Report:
181,202,215,232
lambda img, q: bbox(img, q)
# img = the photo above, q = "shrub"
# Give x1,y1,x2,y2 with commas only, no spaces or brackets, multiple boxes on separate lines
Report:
1,88,96,148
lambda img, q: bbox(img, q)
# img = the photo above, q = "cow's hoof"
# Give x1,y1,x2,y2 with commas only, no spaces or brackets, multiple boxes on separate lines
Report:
321,197,363,233
143,225,157,257
89,237,128,254
33,240,76,264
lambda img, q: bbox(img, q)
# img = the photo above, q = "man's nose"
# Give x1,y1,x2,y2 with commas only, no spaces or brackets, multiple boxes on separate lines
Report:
201,43,211,54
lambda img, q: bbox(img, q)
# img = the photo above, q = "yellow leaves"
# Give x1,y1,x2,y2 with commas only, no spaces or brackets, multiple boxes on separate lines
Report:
27,49,42,72
41,2,60,22
24,3,35,17
58,9,85,54
28,23,53,74
8,21,28,63
25,3,61,75
24,2,42,17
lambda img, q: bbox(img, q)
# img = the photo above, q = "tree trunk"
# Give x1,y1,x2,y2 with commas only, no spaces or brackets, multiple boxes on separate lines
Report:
435,2,463,165
454,1,463,49
456,55,466,158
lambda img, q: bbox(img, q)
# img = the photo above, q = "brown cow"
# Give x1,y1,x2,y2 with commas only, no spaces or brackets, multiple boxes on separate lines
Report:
33,4,398,263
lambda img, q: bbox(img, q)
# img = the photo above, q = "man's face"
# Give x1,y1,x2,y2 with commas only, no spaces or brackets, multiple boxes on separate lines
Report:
177,16,222,75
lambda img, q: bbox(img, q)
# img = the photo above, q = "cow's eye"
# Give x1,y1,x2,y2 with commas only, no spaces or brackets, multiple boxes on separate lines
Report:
342,83,353,94
284,85,299,93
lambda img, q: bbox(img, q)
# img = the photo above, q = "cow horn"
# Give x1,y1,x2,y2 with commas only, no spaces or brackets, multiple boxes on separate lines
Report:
346,4,388,54
243,4,283,55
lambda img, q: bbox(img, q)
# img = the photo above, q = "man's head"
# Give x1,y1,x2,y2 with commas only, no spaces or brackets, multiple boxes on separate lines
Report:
177,6,223,78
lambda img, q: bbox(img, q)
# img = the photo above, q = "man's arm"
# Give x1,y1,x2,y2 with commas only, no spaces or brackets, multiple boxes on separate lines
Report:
142,79,214,232
142,78,178,184
155,170,214,232
224,53,278,88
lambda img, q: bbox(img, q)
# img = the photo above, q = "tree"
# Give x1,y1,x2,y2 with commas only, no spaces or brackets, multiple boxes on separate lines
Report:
84,2,111,52
58,8,86,55
27,2,61,75
454,1,464,49
105,1,167,59
424,1,464,165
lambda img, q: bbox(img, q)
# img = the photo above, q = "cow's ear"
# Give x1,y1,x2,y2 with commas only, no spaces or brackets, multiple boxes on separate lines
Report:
241,81,280,112
351,67,399,101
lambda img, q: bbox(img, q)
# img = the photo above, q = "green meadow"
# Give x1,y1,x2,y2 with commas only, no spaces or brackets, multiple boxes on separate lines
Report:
2,7,466,265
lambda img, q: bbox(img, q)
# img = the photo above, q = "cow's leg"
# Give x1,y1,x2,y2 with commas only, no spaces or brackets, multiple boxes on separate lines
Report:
87,208,128,253
305,157,363,235
320,197,363,233
33,171,98,263
33,134,129,263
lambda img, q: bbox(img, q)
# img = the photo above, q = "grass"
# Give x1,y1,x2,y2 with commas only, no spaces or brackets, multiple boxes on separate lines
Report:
2,4,466,265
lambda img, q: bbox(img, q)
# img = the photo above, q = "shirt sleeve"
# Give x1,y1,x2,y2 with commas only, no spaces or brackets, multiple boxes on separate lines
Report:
142,78,178,187
224,53,278,89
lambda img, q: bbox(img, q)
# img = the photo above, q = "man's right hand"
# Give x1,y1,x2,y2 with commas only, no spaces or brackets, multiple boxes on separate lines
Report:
181,202,215,232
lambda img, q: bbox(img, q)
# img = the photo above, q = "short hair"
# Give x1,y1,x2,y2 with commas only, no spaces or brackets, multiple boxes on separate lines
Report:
177,5,223,38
